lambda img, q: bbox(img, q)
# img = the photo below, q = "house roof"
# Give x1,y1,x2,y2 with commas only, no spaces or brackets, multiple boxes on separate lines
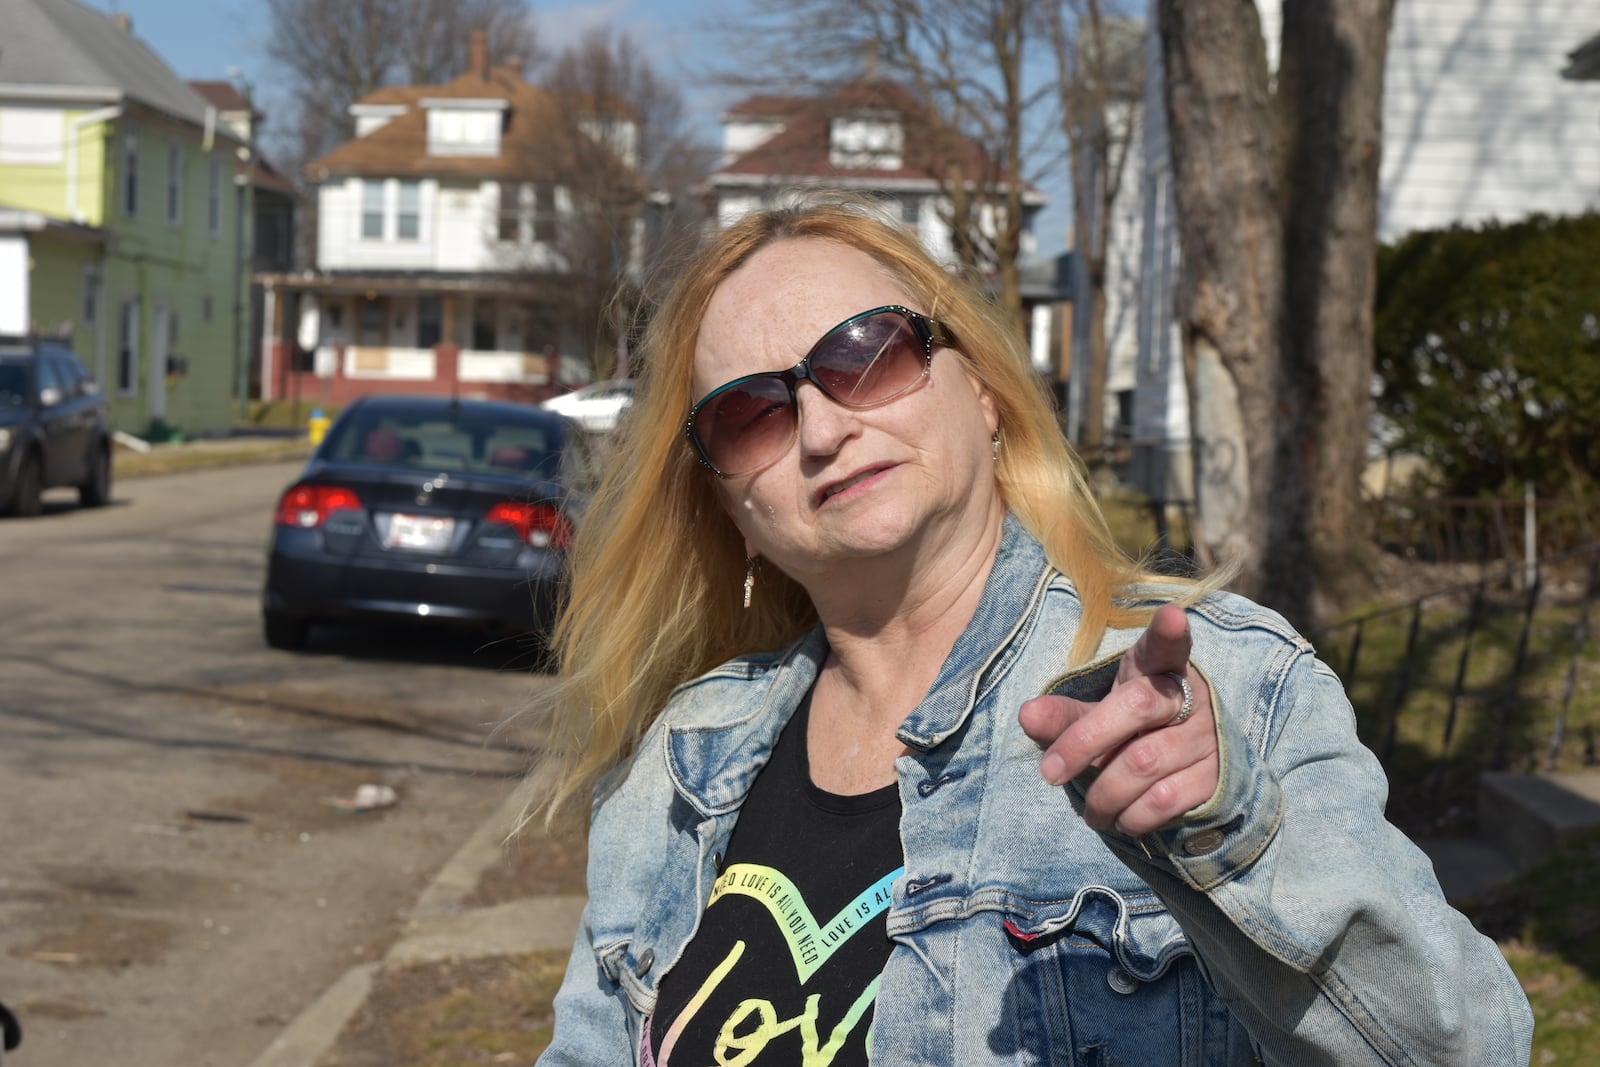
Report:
0,0,224,132
709,80,1040,200
1565,32,1600,80
310,67,643,190
0,200,107,243
189,79,255,115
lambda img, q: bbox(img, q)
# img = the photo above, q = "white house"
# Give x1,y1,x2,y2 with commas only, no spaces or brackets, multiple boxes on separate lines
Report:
257,32,645,407
701,81,1059,372
1122,0,1600,504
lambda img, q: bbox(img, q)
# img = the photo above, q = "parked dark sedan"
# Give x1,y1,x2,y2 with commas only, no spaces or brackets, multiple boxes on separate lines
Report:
261,395,601,651
0,336,112,517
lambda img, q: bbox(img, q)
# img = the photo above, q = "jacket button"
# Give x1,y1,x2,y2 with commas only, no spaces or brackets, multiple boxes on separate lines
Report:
1106,967,1138,995
1184,828,1226,856
634,948,655,977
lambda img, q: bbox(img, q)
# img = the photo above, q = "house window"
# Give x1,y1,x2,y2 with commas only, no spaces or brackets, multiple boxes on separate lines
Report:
472,300,497,350
361,181,384,238
498,182,521,242
358,298,385,345
82,266,100,326
532,183,556,243
209,155,222,235
902,196,921,225
397,180,420,240
117,298,139,395
122,127,139,217
418,297,443,348
165,140,182,226
829,114,904,169
0,107,65,165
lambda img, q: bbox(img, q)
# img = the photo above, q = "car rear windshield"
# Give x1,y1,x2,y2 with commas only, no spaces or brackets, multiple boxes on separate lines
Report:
324,410,563,478
0,363,30,408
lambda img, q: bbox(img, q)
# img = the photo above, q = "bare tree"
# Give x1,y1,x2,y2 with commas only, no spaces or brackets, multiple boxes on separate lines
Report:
523,25,715,377
729,0,1055,322
1158,0,1393,629
266,0,541,161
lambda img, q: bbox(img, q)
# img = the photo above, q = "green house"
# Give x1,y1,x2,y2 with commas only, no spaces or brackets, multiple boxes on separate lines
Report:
0,0,253,438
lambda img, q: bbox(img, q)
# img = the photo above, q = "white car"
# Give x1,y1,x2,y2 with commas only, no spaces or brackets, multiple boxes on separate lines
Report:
540,379,635,433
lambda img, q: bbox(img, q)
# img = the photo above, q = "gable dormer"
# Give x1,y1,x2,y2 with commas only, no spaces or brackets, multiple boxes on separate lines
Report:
829,109,904,169
423,98,508,157
351,104,408,138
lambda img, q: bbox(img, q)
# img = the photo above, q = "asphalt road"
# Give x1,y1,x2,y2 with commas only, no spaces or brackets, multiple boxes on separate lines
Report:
0,462,554,1066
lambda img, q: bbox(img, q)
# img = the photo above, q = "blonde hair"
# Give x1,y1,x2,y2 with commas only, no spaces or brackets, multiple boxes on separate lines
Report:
528,193,1199,828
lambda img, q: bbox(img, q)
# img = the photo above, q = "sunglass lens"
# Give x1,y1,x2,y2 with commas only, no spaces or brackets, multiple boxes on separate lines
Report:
695,376,796,474
810,312,927,407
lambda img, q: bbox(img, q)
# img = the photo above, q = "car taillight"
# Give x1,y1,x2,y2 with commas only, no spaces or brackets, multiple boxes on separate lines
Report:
275,484,362,528
486,501,573,549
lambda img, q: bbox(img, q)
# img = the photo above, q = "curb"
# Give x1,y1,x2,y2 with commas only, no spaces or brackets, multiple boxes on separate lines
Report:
247,786,584,1067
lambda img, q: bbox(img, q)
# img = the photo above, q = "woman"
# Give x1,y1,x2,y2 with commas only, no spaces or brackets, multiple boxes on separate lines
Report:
531,195,1532,1065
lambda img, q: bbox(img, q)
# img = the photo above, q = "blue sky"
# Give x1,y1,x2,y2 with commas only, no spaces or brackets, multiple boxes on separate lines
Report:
104,0,1070,256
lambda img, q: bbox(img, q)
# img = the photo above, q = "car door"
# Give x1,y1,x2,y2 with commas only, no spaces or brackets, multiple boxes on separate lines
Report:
52,354,97,483
32,355,77,487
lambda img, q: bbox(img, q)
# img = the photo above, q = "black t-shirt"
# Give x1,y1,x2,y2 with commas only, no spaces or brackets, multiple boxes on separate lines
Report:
647,692,904,1066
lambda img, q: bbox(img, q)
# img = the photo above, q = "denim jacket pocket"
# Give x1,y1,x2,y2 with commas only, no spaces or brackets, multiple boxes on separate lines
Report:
992,889,1254,1065
1000,885,1191,981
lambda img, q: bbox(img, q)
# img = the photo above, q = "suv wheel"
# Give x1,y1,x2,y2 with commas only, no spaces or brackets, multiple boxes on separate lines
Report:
3,453,42,518
263,611,311,651
79,445,111,507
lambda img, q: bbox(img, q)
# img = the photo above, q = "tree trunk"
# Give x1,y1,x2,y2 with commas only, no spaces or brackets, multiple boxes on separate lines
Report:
1273,0,1393,624
1159,0,1390,631
1156,0,1283,600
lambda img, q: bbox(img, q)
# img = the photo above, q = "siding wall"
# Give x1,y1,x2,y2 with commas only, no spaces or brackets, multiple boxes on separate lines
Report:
1380,0,1600,238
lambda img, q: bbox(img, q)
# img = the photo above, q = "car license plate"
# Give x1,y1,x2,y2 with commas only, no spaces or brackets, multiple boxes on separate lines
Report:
386,513,454,551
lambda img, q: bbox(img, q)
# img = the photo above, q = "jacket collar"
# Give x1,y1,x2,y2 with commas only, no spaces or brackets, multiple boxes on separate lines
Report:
665,513,1053,815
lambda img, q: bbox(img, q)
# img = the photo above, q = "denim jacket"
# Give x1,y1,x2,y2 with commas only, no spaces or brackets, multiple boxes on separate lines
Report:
540,516,1534,1066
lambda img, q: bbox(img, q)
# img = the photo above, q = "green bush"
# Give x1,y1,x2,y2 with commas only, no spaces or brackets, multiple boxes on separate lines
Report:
1374,213,1600,497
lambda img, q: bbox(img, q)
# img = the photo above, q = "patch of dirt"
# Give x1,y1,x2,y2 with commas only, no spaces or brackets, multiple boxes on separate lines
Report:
464,824,588,908
317,951,567,1067
11,911,176,969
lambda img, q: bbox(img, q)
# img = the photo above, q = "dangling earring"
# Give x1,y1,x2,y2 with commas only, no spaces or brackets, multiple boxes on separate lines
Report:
991,429,1001,462
743,557,757,609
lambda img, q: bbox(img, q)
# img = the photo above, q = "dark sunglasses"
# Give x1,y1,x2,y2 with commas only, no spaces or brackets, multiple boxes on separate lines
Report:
684,305,953,477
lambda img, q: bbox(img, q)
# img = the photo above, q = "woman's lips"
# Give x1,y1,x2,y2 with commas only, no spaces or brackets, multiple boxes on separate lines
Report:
816,465,893,507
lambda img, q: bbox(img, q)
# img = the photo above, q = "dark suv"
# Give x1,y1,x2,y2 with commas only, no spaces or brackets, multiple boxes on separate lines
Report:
0,336,112,517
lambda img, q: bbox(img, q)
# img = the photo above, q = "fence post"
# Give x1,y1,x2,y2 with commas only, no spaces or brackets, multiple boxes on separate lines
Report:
1343,619,1365,682
1524,481,1538,589
1492,565,1544,770
1547,552,1600,770
1381,601,1426,770
1432,582,1486,808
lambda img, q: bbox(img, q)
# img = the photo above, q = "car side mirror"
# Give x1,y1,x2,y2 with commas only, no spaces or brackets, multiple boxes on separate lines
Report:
39,386,63,407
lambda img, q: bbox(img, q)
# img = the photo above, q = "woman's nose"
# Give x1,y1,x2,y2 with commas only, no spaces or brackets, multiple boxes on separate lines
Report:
794,382,857,458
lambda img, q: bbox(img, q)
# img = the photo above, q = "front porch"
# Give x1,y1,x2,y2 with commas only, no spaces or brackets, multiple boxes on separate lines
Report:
255,273,593,409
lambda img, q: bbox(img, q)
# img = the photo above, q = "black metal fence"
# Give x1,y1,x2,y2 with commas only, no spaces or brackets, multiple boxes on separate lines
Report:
1311,542,1600,834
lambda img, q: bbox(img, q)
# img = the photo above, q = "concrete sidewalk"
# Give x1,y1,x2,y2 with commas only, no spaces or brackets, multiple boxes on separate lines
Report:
246,785,584,1067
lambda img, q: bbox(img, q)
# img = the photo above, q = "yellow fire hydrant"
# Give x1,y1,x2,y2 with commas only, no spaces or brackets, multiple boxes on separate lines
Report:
307,408,332,447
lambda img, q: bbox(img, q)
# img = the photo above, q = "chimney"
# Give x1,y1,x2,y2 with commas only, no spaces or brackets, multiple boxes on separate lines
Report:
113,11,132,32
469,29,487,79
